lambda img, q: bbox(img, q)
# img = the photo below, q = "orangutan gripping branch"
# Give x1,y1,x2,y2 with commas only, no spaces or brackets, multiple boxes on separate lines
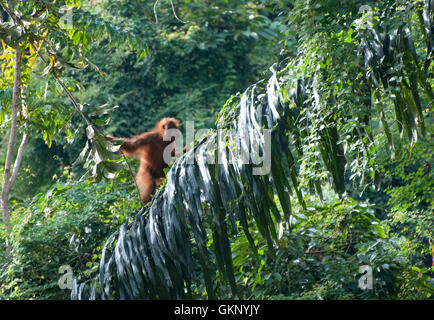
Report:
107,117,181,203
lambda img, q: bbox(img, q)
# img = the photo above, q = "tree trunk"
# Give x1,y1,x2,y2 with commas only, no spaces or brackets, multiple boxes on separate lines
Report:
1,48,22,233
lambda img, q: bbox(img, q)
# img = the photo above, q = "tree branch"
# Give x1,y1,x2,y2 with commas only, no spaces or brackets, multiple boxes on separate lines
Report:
0,2,102,136
9,94,30,187
3,48,20,187
169,0,187,24
9,132,28,188
152,0,188,24
1,47,21,232
134,0,155,24
153,0,160,24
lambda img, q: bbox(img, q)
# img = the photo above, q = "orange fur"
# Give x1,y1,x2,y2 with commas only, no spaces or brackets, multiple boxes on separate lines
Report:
107,117,181,203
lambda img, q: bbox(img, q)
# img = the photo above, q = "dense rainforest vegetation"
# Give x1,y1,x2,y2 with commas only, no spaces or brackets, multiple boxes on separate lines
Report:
0,0,433,300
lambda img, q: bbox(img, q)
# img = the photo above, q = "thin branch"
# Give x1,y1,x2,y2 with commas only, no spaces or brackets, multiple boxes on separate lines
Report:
0,249,19,266
153,0,160,24
153,0,188,24
5,0,17,24
169,0,187,24
0,2,101,136
134,0,155,24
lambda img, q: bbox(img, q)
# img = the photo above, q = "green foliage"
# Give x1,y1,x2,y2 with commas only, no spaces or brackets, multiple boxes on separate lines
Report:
281,0,433,196
1,0,432,301
0,168,140,299
230,197,404,299
76,0,285,134
1,0,286,200
70,0,433,300
381,138,434,299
